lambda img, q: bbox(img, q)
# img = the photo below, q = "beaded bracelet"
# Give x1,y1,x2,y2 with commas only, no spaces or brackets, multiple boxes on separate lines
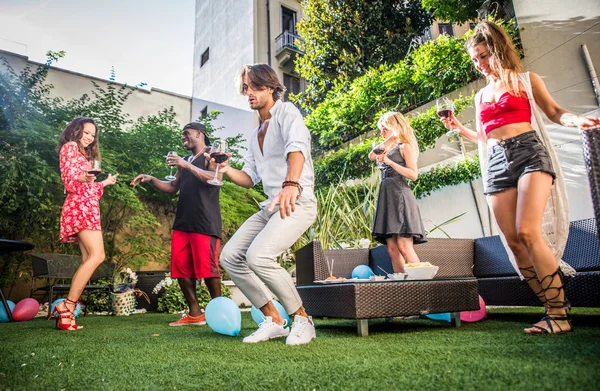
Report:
282,180,303,198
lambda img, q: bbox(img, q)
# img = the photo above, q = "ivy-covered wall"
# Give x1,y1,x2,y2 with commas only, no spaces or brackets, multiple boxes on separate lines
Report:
314,96,477,190
304,34,478,152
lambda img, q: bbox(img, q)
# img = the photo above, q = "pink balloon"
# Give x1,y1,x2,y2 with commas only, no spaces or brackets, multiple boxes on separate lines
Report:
12,298,40,322
460,295,487,323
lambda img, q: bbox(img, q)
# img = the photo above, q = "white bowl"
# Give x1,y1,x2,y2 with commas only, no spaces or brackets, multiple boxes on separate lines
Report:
405,266,439,280
369,275,386,281
387,273,408,281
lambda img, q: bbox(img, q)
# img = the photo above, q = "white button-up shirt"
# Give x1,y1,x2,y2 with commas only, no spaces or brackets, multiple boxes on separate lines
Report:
242,100,315,204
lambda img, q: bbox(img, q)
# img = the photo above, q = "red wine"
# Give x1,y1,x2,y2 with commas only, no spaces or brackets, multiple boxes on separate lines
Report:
372,148,385,155
88,170,101,176
437,109,453,118
210,152,229,164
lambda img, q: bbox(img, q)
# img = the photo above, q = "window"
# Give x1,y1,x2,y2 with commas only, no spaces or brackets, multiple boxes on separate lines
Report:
200,106,208,118
201,48,209,67
469,22,477,30
281,7,296,35
283,73,300,102
438,23,454,36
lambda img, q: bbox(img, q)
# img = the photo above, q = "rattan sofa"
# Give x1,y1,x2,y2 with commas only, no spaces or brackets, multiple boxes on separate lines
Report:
295,218,599,336
295,238,480,336
473,218,600,307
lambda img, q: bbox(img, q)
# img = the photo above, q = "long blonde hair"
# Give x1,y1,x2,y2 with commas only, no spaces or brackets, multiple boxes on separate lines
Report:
466,20,524,97
377,111,419,159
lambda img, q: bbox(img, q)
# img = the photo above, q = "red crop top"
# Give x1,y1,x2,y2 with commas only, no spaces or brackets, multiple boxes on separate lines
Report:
479,91,532,135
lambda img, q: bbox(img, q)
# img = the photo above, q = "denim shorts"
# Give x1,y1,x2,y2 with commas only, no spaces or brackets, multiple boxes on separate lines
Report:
485,130,556,195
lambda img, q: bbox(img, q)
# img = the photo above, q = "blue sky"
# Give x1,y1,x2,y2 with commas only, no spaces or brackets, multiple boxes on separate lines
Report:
0,0,195,96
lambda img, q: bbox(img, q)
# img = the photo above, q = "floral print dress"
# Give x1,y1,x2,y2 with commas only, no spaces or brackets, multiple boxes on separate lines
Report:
59,142,104,243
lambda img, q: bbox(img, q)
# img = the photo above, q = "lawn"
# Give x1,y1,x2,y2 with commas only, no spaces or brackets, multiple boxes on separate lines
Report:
1,308,599,390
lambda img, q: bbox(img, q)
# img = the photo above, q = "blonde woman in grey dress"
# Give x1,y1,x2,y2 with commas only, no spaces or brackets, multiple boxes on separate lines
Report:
370,111,427,273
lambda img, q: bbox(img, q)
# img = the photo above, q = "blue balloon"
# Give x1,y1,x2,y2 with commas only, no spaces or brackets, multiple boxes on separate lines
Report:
50,298,81,319
426,313,451,322
250,300,291,326
0,300,16,322
205,297,241,336
352,265,375,279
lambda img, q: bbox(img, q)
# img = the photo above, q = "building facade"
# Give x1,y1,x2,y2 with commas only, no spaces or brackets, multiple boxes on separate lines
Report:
192,0,305,146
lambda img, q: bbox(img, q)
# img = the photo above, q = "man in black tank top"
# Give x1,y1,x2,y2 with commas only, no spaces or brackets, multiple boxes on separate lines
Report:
131,122,222,326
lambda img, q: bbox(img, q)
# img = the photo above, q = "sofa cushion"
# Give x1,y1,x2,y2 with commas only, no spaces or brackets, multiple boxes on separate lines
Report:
562,218,600,271
369,238,475,278
369,245,393,275
473,236,518,278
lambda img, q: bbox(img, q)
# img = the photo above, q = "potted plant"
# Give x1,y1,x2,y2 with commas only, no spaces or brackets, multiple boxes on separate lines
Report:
110,267,140,316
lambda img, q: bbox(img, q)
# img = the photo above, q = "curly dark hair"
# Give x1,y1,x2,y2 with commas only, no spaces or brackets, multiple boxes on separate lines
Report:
58,117,101,160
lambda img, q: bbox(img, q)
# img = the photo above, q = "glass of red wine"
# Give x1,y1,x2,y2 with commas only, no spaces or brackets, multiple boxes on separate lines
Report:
436,97,459,141
207,139,229,186
89,159,102,176
165,151,178,181
371,141,386,167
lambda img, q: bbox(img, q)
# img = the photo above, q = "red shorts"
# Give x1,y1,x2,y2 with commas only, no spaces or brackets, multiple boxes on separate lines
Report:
171,230,220,279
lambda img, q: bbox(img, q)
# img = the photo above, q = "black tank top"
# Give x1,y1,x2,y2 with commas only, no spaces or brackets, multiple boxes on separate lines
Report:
172,154,222,238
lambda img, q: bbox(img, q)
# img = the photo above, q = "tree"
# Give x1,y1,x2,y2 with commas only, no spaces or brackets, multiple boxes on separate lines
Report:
421,0,485,24
198,110,246,168
421,0,515,24
0,52,265,292
295,0,432,111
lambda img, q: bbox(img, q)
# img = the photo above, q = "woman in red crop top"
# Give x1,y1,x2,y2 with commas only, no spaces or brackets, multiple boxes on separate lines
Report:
440,21,599,335
53,117,118,331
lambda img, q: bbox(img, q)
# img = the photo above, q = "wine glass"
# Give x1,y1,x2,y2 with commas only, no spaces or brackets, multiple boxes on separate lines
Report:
89,159,101,176
165,151,178,181
436,97,459,139
207,140,229,186
371,141,386,167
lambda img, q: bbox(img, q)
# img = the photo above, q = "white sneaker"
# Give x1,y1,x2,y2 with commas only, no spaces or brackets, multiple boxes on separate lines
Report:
286,315,316,346
242,316,290,343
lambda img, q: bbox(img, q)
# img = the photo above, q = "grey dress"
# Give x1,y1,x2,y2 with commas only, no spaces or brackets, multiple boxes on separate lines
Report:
372,144,428,245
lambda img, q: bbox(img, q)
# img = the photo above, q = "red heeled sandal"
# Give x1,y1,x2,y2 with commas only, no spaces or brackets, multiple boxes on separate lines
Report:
48,298,83,331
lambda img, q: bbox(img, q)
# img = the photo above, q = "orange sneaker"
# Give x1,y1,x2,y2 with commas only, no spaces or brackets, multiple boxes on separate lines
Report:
168,313,206,327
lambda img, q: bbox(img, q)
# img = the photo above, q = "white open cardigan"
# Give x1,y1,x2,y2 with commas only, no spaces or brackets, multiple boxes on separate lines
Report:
475,72,575,278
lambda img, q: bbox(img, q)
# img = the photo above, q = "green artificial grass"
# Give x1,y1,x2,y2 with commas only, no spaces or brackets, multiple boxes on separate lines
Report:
1,308,599,390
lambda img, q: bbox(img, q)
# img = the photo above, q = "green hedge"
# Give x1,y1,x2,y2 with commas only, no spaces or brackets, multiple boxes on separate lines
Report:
314,95,473,187
410,154,481,199
305,33,478,151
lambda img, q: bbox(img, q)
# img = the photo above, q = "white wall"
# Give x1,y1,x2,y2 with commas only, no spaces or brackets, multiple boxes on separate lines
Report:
513,0,600,221
191,97,256,150
193,0,255,111
1,50,193,127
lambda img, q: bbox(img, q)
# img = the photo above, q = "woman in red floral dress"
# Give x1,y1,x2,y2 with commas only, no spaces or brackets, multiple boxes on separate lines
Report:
52,117,118,331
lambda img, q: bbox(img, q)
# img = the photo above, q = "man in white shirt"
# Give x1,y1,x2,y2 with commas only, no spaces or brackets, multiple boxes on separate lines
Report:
215,64,317,345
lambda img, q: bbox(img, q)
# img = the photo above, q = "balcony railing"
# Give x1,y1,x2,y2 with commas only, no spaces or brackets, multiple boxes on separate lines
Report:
275,31,305,55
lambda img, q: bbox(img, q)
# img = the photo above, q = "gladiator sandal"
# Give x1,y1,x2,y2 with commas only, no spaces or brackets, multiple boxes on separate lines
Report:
524,268,572,335
519,266,546,307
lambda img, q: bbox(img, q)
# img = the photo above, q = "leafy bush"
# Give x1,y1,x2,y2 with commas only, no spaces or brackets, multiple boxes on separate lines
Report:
410,154,481,199
305,18,519,152
295,175,380,251
219,183,266,239
154,274,231,314
0,52,264,290
313,95,473,187
294,170,472,252
82,278,112,312
295,0,433,110
305,33,479,151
